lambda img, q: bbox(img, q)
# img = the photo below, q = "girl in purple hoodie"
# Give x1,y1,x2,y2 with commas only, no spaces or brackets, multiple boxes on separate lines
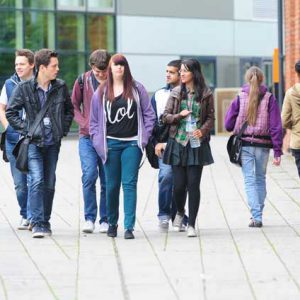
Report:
90,54,155,239
225,66,282,228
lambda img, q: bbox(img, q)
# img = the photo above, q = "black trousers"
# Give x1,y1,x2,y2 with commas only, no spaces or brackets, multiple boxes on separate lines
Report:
292,149,300,178
172,165,203,227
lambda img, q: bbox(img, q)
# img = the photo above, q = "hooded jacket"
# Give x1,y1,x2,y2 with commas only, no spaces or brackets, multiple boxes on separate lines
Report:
281,83,300,149
89,81,156,164
71,70,96,137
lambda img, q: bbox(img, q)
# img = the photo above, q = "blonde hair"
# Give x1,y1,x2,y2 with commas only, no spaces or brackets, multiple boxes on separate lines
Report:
244,66,264,125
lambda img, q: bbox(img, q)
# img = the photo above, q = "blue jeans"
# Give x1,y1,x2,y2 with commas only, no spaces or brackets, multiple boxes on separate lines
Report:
158,158,173,221
241,146,270,222
5,127,29,219
79,137,107,223
28,143,60,225
104,139,142,230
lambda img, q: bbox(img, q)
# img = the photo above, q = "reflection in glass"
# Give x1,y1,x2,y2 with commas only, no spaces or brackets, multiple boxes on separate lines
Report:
57,0,85,10
57,13,85,51
0,53,15,88
58,53,85,89
23,0,54,9
0,11,16,48
87,14,114,52
201,62,215,88
0,0,16,8
24,12,54,50
263,61,273,91
88,0,114,10
58,52,85,133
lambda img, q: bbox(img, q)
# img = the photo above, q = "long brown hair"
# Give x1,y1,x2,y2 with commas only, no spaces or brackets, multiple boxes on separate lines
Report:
244,66,264,125
104,54,134,101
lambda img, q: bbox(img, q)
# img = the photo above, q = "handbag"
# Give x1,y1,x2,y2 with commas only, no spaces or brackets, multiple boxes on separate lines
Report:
226,121,248,166
12,136,30,172
0,130,9,162
145,136,159,169
12,96,53,173
152,115,169,143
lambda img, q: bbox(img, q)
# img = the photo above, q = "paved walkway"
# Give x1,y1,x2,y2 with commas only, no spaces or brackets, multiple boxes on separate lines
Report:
1,136,300,300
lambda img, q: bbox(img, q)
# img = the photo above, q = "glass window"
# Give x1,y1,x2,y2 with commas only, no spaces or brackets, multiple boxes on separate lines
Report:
57,0,85,11
57,13,85,51
0,11,16,48
0,52,15,89
58,53,85,89
263,60,273,91
0,0,16,8
23,0,54,9
87,14,114,52
24,11,55,50
88,0,114,11
200,61,216,89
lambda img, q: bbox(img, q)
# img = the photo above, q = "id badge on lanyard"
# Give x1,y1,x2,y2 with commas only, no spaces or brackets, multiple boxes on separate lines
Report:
43,117,51,127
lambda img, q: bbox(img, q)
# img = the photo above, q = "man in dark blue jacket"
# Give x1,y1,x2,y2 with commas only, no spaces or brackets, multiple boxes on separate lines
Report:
0,49,34,230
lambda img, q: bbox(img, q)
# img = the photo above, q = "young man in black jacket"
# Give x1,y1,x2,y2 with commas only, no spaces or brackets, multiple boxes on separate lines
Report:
6,49,74,238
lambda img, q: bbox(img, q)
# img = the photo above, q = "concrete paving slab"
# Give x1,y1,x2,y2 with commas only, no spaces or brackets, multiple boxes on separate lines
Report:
1,136,300,300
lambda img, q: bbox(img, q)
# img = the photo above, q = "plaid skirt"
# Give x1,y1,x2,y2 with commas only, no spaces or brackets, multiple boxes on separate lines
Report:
163,138,214,167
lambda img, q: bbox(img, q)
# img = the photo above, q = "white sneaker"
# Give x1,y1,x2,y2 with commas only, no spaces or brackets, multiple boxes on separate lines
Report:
173,213,184,232
99,222,109,233
187,226,197,237
159,219,169,232
82,220,95,233
17,218,29,230
179,224,187,232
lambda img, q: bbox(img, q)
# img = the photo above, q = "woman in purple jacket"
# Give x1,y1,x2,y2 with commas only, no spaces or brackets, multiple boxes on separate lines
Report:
225,66,282,228
90,54,155,239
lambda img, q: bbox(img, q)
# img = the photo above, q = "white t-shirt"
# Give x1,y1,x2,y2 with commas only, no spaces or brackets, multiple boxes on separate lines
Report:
0,81,26,120
0,85,8,106
154,88,171,118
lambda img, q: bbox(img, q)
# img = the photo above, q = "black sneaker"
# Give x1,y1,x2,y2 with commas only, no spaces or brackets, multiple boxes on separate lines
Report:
32,224,44,238
42,223,52,236
107,225,118,237
124,230,135,239
248,219,263,228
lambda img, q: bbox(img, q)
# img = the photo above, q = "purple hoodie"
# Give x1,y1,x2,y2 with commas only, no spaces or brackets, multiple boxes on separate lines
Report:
225,84,283,157
89,81,156,163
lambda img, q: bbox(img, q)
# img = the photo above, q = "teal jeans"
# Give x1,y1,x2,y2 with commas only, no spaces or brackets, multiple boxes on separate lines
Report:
104,139,142,230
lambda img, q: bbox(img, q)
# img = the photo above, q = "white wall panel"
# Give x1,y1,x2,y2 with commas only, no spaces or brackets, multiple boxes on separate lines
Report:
117,16,234,56
234,0,253,20
117,16,277,58
234,21,277,56
124,55,180,93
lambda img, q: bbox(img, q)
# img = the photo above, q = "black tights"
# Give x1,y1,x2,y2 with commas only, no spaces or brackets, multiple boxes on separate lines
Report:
172,165,203,227
292,149,300,178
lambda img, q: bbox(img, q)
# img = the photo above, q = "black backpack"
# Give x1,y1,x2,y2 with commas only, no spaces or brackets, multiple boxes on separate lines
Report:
77,73,84,96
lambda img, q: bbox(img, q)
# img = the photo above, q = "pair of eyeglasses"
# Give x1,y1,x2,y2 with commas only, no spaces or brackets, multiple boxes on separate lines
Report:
179,69,191,74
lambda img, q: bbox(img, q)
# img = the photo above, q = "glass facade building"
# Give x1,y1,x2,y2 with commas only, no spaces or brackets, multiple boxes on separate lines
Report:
0,0,116,89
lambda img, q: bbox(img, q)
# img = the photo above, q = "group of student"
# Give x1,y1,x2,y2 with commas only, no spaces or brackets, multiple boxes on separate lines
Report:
1,47,300,239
